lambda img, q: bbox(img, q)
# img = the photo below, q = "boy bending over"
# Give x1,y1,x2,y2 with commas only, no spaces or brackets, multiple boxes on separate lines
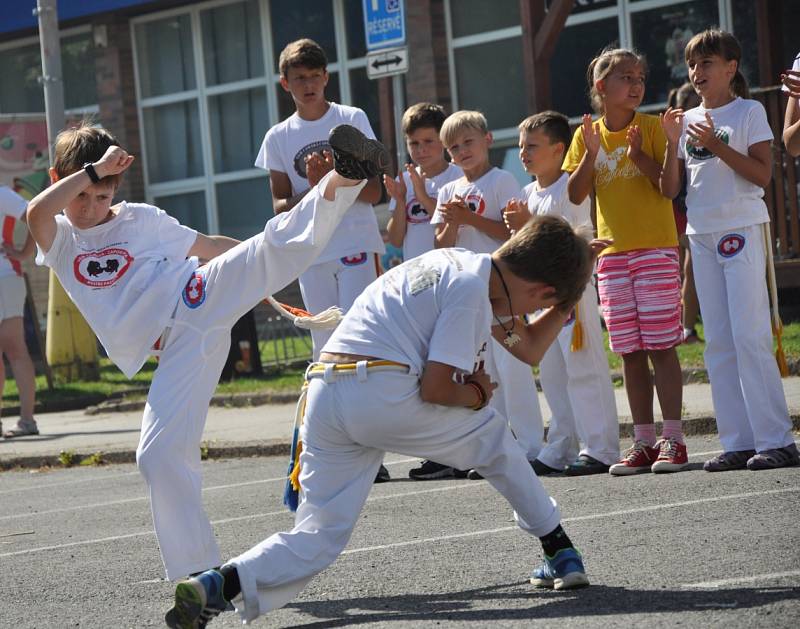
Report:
165,215,604,627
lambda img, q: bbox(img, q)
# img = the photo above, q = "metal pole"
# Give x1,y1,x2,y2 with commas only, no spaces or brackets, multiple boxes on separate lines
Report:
392,73,406,168
34,0,65,160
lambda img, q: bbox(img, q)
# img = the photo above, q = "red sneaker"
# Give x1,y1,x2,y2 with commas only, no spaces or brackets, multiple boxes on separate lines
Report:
651,437,688,473
609,441,659,476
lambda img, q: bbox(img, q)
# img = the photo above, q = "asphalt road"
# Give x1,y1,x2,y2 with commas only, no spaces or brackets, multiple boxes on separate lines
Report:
1,434,798,628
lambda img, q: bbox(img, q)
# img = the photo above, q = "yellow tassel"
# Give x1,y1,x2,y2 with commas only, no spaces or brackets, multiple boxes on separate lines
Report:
289,441,303,491
570,304,584,352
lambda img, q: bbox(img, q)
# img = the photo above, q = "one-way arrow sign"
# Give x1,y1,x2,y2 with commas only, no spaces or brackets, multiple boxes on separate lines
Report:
366,46,408,80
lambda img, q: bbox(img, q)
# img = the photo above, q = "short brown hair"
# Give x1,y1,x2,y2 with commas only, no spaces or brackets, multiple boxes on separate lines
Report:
53,120,122,186
402,102,447,136
496,215,592,307
279,38,327,77
518,111,571,150
439,110,489,149
684,29,749,99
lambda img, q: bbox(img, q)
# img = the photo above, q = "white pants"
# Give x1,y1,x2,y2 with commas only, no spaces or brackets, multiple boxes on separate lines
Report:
484,338,544,460
299,253,379,359
537,284,620,468
136,174,366,580
230,368,561,623
689,223,792,453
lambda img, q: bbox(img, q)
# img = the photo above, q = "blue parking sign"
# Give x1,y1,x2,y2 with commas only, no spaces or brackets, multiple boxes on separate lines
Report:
362,0,406,51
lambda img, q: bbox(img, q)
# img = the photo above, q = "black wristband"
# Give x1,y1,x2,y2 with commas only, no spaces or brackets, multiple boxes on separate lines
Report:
83,162,101,184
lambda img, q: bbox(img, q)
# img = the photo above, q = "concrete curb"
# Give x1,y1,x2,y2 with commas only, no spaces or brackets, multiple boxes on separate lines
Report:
2,414,798,472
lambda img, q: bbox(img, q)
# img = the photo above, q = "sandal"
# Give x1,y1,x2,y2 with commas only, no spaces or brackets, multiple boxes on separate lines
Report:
3,418,39,438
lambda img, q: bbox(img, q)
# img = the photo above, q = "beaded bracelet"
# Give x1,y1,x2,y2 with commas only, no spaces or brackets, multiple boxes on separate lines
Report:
466,380,488,411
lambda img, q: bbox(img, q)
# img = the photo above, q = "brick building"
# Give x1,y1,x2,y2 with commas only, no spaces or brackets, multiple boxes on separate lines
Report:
1,0,799,321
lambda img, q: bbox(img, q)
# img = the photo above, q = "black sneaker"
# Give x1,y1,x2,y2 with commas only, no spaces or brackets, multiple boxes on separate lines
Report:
531,459,563,476
408,460,466,480
564,454,610,476
328,124,390,180
374,463,391,483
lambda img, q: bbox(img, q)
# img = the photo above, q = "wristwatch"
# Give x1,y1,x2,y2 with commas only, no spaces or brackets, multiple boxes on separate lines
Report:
83,162,101,184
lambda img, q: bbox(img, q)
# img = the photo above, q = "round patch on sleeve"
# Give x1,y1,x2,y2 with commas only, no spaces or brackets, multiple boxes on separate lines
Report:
182,270,207,308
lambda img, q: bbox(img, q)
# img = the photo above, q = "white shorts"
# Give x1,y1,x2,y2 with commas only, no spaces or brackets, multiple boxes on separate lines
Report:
0,274,26,320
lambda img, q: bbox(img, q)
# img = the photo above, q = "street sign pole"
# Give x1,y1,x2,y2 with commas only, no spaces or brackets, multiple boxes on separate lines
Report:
363,0,408,169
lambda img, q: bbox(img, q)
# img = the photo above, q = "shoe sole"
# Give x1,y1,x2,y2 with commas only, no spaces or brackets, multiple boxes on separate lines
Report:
530,572,590,590
747,460,800,471
609,465,652,476
329,125,390,175
564,466,609,477
409,468,457,480
165,581,204,629
651,461,688,473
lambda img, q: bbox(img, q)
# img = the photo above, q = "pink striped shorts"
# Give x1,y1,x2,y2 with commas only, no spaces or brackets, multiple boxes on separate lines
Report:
596,247,682,355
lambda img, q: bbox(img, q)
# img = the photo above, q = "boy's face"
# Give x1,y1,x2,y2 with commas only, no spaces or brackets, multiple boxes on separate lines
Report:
518,129,564,177
445,128,492,171
51,170,116,229
406,127,446,171
280,65,328,106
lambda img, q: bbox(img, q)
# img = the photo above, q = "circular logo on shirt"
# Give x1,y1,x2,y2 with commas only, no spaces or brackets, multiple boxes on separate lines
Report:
464,193,486,215
293,140,330,179
406,198,430,223
73,248,134,288
685,128,730,160
182,270,207,308
340,252,368,266
717,233,745,258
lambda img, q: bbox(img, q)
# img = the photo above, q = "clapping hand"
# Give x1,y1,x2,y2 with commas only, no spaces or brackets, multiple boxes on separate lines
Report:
502,198,531,233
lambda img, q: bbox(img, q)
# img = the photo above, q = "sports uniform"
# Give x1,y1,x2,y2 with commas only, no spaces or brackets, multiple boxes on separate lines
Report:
679,97,793,455
0,187,29,320
36,173,367,580
388,162,462,261
256,103,384,358
431,168,545,461
524,174,619,470
227,248,565,622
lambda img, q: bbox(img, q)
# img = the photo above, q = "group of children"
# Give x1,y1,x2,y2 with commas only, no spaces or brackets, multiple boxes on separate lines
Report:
15,28,799,629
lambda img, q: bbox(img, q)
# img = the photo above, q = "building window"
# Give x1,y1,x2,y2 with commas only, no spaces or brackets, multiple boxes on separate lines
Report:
133,0,380,239
0,30,96,114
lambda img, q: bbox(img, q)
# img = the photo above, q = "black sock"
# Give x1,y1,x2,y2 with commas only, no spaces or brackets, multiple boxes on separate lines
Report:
220,564,241,602
539,524,574,557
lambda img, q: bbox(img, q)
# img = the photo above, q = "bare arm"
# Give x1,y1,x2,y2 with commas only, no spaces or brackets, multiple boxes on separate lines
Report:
659,108,685,199
783,96,800,157
419,362,497,408
627,124,662,188
27,146,134,252
187,233,240,262
434,222,458,248
269,170,309,215
490,307,572,366
567,115,600,204
384,173,407,248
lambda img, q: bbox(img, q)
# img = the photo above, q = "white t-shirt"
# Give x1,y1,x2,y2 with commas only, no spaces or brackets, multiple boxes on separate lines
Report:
678,97,774,234
388,162,463,261
255,102,384,262
36,203,198,377
782,52,800,94
431,167,520,254
523,172,592,233
0,186,28,279
324,248,492,377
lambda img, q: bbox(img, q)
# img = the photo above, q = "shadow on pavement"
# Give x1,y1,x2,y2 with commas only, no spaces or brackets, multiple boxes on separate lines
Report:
285,582,799,627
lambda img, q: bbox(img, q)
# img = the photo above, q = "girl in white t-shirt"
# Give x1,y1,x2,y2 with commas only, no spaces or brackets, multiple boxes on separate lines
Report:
661,29,797,471
781,51,800,157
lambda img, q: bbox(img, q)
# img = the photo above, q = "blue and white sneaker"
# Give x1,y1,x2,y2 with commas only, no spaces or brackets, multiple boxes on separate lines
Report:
165,569,229,628
530,548,590,590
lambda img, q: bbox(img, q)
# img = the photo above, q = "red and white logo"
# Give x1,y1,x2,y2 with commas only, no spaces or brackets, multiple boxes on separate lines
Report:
73,248,133,288
182,270,206,308
464,193,486,216
341,252,368,266
717,233,745,258
405,198,430,223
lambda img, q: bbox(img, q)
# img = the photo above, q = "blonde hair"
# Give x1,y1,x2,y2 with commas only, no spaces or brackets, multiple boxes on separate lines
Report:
53,119,122,186
439,110,489,148
586,47,647,113
684,29,749,99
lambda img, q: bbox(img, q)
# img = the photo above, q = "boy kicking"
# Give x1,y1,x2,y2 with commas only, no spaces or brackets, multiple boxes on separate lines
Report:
165,215,604,627
26,121,389,583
